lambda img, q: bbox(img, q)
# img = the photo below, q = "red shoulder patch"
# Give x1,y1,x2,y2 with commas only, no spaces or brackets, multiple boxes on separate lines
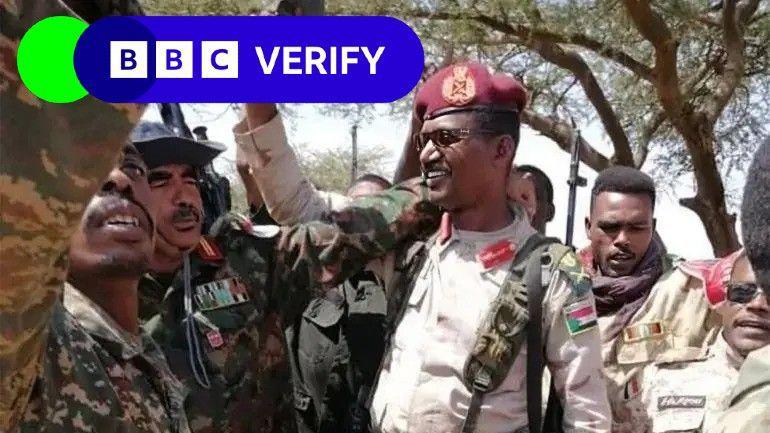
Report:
196,236,224,261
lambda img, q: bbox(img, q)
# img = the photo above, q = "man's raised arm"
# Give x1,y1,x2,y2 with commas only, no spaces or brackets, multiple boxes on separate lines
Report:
210,180,439,317
0,2,144,426
233,103,350,224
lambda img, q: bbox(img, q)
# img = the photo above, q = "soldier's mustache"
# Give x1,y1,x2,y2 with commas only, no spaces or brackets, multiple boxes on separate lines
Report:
172,205,201,223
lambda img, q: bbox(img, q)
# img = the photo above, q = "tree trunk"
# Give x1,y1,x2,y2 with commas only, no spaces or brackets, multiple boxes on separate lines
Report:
678,128,740,257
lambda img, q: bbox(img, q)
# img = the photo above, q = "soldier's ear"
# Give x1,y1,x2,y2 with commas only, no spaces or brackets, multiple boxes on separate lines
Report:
545,202,555,223
652,218,657,231
584,217,591,235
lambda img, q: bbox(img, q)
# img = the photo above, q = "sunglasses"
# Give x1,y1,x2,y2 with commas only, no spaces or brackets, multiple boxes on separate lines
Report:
726,282,763,304
414,128,499,152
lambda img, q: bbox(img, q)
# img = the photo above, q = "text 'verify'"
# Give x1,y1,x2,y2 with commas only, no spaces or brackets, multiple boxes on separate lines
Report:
75,16,423,102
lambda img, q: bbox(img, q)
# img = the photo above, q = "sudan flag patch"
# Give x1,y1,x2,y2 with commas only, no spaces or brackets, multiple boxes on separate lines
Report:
563,298,598,336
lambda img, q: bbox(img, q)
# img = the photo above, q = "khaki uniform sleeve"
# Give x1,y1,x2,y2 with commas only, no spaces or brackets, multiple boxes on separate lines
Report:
0,4,143,428
543,266,612,433
233,114,350,224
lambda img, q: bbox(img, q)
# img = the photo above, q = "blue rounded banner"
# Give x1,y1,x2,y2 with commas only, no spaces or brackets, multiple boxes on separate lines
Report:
74,16,425,103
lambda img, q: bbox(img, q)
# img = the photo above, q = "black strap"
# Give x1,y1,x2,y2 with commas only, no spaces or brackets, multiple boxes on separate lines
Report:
462,379,488,433
525,247,547,433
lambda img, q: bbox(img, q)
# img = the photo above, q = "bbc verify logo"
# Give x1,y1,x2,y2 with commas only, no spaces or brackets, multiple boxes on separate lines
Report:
110,41,239,78
75,16,424,102
110,41,386,79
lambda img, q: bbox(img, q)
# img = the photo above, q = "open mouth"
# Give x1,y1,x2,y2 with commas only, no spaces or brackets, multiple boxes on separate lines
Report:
423,166,451,185
96,203,151,242
172,218,199,232
104,214,140,228
610,252,634,263
735,318,770,331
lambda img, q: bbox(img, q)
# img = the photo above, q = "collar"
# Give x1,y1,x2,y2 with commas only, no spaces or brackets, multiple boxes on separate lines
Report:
729,343,770,405
63,283,146,360
434,204,535,258
713,331,745,371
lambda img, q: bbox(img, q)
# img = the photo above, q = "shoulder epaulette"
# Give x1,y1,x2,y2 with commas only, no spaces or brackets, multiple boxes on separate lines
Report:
196,235,224,262
555,248,592,297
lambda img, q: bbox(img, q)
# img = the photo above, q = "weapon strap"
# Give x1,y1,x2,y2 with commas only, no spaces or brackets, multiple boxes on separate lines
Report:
461,235,557,433
525,243,548,433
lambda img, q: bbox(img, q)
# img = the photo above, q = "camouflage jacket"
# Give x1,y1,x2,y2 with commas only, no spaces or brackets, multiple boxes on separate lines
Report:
15,285,189,433
0,1,174,431
707,344,770,433
138,188,440,433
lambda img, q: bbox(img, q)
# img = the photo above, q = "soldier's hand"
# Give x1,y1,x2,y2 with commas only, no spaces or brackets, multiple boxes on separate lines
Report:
243,104,278,130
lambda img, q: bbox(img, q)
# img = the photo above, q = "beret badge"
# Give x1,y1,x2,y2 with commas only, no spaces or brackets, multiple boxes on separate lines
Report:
441,65,476,106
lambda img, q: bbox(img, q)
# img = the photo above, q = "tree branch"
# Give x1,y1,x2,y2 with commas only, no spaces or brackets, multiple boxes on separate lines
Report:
621,0,689,126
399,9,653,81
525,36,635,165
703,0,759,123
521,110,611,172
635,110,666,168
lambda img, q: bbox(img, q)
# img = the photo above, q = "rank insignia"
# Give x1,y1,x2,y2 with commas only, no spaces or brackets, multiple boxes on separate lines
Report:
563,298,598,336
623,321,665,343
194,277,250,311
442,65,476,106
196,236,224,261
477,240,517,270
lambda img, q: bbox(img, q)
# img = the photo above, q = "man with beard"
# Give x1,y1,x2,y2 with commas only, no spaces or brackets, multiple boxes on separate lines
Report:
620,249,769,433
134,122,440,433
579,166,723,433
707,137,770,433
236,63,611,433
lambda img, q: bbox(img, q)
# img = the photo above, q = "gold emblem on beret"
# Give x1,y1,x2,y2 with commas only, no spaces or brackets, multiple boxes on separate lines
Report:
442,66,476,106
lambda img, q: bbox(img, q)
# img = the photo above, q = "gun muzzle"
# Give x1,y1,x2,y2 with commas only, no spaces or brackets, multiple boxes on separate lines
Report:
192,126,209,141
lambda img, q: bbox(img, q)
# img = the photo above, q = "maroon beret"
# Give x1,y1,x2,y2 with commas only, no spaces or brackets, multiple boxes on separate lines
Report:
414,62,527,121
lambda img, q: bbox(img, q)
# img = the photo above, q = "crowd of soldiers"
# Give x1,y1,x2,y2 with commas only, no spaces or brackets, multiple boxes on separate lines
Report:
2,2,770,433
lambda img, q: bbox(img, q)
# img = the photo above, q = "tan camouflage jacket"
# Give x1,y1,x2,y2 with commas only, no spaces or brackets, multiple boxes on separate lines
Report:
601,264,723,433
627,333,741,433
0,1,178,431
707,344,770,433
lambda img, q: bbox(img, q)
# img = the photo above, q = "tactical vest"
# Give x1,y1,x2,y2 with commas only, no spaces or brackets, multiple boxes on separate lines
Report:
373,233,576,433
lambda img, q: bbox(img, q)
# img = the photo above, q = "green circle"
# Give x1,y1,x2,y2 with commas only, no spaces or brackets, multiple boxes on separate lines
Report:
17,16,89,103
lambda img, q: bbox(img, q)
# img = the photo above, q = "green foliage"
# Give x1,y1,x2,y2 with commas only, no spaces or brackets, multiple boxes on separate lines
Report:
293,142,393,193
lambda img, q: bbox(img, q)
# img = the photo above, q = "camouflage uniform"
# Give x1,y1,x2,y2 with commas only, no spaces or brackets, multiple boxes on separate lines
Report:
0,2,188,432
707,344,770,433
596,258,724,433
626,334,741,433
138,184,440,433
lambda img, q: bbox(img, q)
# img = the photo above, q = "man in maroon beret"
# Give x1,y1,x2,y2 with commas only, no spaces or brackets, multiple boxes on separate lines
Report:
367,62,610,433
234,62,610,433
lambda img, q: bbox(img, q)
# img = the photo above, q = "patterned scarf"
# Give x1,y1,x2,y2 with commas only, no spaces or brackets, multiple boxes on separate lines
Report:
579,239,665,342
